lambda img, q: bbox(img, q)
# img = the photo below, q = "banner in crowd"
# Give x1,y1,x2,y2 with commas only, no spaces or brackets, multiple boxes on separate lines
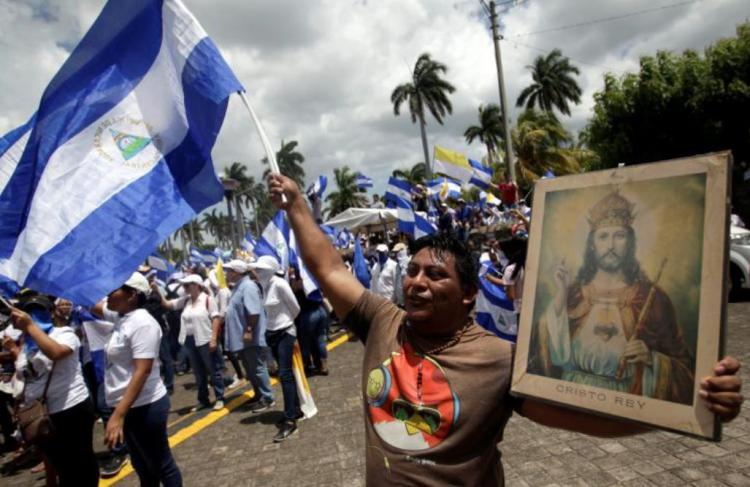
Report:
353,237,370,288
0,0,242,305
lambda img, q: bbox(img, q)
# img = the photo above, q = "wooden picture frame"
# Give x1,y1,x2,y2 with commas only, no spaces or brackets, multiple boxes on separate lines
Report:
511,152,732,440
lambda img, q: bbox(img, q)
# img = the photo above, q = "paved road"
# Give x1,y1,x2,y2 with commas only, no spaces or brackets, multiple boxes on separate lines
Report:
3,301,750,486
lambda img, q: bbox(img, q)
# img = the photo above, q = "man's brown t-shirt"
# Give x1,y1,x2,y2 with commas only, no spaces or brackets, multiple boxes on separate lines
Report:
345,291,517,486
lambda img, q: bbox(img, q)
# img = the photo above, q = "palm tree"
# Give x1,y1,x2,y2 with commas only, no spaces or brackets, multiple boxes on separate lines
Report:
262,140,305,188
325,166,368,217
201,209,226,247
511,109,586,187
516,49,582,116
464,104,504,165
392,162,427,186
391,53,456,178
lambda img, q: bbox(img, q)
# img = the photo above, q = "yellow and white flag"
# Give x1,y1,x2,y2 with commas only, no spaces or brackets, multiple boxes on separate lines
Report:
433,145,473,183
292,341,318,419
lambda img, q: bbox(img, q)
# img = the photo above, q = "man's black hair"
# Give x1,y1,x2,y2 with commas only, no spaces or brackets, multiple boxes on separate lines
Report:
409,233,479,292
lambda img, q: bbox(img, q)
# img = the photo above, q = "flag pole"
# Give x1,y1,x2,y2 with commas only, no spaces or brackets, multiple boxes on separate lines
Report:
236,91,287,203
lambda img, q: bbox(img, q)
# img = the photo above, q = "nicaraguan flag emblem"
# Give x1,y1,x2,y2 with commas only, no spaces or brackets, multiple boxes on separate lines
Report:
109,128,152,161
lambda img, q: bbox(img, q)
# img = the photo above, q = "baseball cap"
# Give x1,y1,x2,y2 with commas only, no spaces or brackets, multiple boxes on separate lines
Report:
248,255,280,272
223,259,248,273
124,272,150,294
179,274,204,287
392,242,407,252
376,244,388,252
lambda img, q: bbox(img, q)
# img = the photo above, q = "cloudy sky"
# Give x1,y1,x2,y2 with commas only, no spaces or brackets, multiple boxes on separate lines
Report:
1,0,748,213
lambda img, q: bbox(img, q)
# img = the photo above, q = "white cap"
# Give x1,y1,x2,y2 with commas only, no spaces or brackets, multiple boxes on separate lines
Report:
376,244,388,252
392,242,407,252
248,255,280,272
124,272,150,294
179,274,204,287
223,259,248,273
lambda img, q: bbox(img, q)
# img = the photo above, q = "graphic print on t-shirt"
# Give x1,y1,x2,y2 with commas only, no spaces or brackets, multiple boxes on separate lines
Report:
365,342,460,451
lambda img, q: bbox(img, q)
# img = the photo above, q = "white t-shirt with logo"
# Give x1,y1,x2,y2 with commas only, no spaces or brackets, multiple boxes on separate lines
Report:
103,307,166,408
22,327,90,414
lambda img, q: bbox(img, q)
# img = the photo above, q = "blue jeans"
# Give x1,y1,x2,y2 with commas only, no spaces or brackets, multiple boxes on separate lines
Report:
266,330,301,421
159,332,175,392
299,306,329,367
183,335,224,405
239,346,273,403
124,395,182,487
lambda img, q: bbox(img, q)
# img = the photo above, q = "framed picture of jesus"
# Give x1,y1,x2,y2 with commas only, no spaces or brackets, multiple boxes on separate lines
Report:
511,151,732,440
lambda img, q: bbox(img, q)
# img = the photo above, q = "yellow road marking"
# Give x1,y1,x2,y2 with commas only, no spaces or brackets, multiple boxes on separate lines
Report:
100,332,353,486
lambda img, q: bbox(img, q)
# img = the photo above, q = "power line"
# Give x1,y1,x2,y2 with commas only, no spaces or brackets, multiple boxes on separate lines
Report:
506,40,627,74
507,0,702,38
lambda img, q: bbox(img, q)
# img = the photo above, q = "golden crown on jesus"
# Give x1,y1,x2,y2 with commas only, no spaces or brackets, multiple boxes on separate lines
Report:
588,191,635,230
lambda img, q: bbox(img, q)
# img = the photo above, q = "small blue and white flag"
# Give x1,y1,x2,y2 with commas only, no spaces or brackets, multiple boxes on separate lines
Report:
306,175,327,199
395,196,437,238
542,169,555,179
468,159,493,190
190,246,218,265
320,224,337,244
385,177,412,205
355,172,373,189
0,0,242,305
353,237,370,288
415,214,437,239
475,276,517,341
336,228,353,249
395,196,415,235
147,253,174,281
74,307,113,384
255,210,321,300
427,177,461,201
241,231,256,253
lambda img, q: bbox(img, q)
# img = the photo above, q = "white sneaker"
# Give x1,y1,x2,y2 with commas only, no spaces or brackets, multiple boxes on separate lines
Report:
228,377,246,390
213,400,225,411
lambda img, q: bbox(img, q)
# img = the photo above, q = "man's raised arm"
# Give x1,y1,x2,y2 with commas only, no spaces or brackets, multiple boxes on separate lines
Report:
268,174,365,320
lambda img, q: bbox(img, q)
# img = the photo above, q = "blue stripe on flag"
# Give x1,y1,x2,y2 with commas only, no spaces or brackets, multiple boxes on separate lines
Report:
385,177,412,204
0,114,36,157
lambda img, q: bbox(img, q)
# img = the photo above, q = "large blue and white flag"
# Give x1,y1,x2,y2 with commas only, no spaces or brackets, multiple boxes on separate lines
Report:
468,158,493,190
352,237,370,288
255,210,321,300
306,175,327,199
355,172,373,189
241,231,256,253
0,0,242,305
385,177,412,205
0,114,36,197
475,276,517,341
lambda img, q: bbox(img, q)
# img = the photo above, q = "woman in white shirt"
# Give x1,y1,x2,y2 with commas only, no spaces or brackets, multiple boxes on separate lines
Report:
92,272,182,487
155,274,224,411
8,295,98,486
249,256,302,443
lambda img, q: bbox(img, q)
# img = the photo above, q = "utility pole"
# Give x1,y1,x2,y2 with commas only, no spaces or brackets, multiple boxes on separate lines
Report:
484,0,516,182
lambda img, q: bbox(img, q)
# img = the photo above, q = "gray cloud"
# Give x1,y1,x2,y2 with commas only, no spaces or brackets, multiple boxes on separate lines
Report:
1,0,748,208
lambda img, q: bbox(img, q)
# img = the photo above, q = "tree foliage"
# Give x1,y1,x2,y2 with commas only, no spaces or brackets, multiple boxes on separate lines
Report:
512,109,594,191
584,23,750,172
392,162,427,186
262,140,306,188
464,103,505,165
516,49,582,116
391,53,456,173
325,166,368,217
583,22,750,218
